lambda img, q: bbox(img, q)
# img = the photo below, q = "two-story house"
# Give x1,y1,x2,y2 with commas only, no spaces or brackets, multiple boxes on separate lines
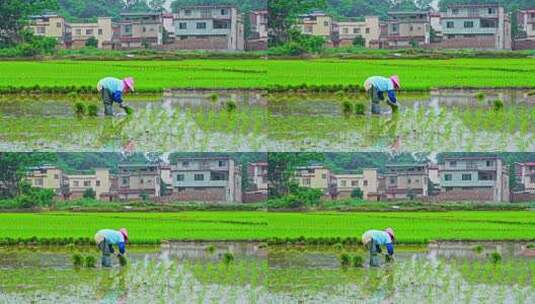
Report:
438,157,509,202
67,17,113,49
382,11,430,48
28,13,68,46
514,162,535,193
334,16,381,48
26,165,65,197
440,4,511,50
296,11,334,44
517,9,535,39
63,168,111,199
173,5,245,51
333,168,379,200
118,12,163,48
294,165,334,192
171,157,242,203
248,162,268,192
117,164,161,200
383,163,429,199
247,9,268,50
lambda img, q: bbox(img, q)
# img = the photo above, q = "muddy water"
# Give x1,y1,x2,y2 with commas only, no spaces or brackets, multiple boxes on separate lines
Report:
0,241,534,303
0,89,535,152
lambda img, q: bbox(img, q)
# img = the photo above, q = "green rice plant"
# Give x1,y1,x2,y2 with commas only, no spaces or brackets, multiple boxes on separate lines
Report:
493,99,504,111
84,255,96,268
333,243,343,251
209,93,219,103
225,100,237,112
352,255,364,267
74,102,86,116
118,255,128,266
354,103,366,115
206,245,216,254
475,92,485,102
527,91,535,96
473,245,484,254
67,91,78,99
72,253,83,267
527,243,535,249
87,104,98,117
489,251,502,264
341,100,353,115
124,106,134,115
339,253,351,267
223,252,234,265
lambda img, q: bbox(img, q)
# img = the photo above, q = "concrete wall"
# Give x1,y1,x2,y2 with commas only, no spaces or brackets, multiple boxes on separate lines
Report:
172,187,226,202
29,16,66,40
168,36,228,50
336,16,380,48
27,168,63,191
298,15,333,38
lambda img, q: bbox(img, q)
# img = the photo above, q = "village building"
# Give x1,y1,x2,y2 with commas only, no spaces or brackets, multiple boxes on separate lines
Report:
334,16,381,48
244,161,268,202
439,4,511,50
332,168,379,200
294,165,335,194
438,157,509,202
117,164,161,200
63,168,111,200
26,165,65,196
383,163,429,199
296,11,335,45
117,12,163,48
173,5,245,51
381,11,430,48
171,157,242,203
247,9,268,50
28,13,68,46
514,8,535,50
67,17,113,49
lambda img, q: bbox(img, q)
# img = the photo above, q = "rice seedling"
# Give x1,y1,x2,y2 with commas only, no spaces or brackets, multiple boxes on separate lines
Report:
474,92,485,102
209,93,219,103
84,255,96,268
118,255,128,266
87,104,98,117
74,102,86,116
352,255,364,267
72,253,83,267
354,102,366,115
472,245,483,254
341,100,353,115
206,245,216,254
339,253,351,267
489,251,502,264
225,100,237,112
493,99,504,111
223,252,234,265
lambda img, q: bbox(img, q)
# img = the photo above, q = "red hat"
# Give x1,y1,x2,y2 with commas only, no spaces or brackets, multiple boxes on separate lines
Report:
390,75,400,89
119,228,128,242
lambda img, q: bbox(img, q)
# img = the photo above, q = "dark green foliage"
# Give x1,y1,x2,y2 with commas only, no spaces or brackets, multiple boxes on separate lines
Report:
84,255,96,268
342,100,353,115
333,243,343,251
352,36,365,47
223,252,234,265
493,99,504,111
489,251,502,264
85,37,98,48
72,253,83,267
354,103,365,115
475,92,486,102
206,245,216,254
124,106,134,115
87,104,98,117
473,245,483,254
74,102,86,116
140,191,149,201
350,188,363,199
339,253,351,267
83,188,96,199
118,255,128,266
209,93,219,103
269,29,326,55
352,255,364,267
225,100,237,112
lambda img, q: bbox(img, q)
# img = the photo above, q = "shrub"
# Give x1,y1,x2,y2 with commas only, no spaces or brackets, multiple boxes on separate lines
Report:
352,36,365,47
83,188,96,199
339,253,351,267
85,37,98,48
351,188,364,199
140,191,149,201
87,104,98,117
223,252,234,265
354,103,366,115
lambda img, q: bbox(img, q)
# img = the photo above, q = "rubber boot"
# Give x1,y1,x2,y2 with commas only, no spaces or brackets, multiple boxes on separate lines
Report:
369,239,380,267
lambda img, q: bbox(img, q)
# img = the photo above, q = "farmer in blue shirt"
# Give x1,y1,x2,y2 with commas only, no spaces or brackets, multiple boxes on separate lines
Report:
96,77,135,116
362,228,395,267
364,76,400,114
94,228,128,267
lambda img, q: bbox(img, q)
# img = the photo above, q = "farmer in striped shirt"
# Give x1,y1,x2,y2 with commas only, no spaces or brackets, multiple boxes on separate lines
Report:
362,228,395,267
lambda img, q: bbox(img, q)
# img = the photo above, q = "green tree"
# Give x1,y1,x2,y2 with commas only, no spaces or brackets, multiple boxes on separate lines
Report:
85,36,98,48
351,188,363,199
268,152,325,198
149,0,167,12
0,0,59,47
352,36,365,47
83,188,96,199
0,153,57,199
140,191,149,201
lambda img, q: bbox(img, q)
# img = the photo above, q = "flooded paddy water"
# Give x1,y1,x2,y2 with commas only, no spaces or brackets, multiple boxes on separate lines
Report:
1,241,534,303
1,89,535,151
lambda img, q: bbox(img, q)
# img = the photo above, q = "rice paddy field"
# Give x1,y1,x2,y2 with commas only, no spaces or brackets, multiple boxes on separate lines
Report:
1,58,535,91
1,211,534,244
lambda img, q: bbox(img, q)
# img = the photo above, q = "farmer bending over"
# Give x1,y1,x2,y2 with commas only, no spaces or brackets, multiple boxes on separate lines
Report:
97,77,134,116
94,228,128,267
362,228,395,267
364,75,400,114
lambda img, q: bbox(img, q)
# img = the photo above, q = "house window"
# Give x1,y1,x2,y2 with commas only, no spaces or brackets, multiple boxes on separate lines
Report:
321,174,326,179
464,21,474,28
182,161,189,167
84,181,91,187
122,178,128,185
140,179,144,184
35,178,43,186
56,22,62,28
481,19,496,28
75,29,82,35
73,181,79,187
179,23,187,30
365,28,370,34
486,160,493,166
54,174,59,179
196,22,207,29
221,9,228,15
449,161,456,167
143,27,146,32
303,178,311,185
341,180,346,187
353,28,360,34
389,177,396,184
446,21,454,29
531,176,535,183
352,180,358,186
194,174,204,181
177,174,184,181
444,174,452,181
391,24,399,32
452,9,459,15
185,9,192,16
124,25,132,34
415,179,419,183
408,178,412,184
323,21,329,27
488,8,496,14
363,180,368,186
98,29,103,35
462,174,472,181
86,29,93,35
37,27,46,34
410,26,414,31
218,160,226,167
96,180,101,186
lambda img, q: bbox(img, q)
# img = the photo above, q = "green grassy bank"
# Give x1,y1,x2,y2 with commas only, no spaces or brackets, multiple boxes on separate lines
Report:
1,211,534,244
